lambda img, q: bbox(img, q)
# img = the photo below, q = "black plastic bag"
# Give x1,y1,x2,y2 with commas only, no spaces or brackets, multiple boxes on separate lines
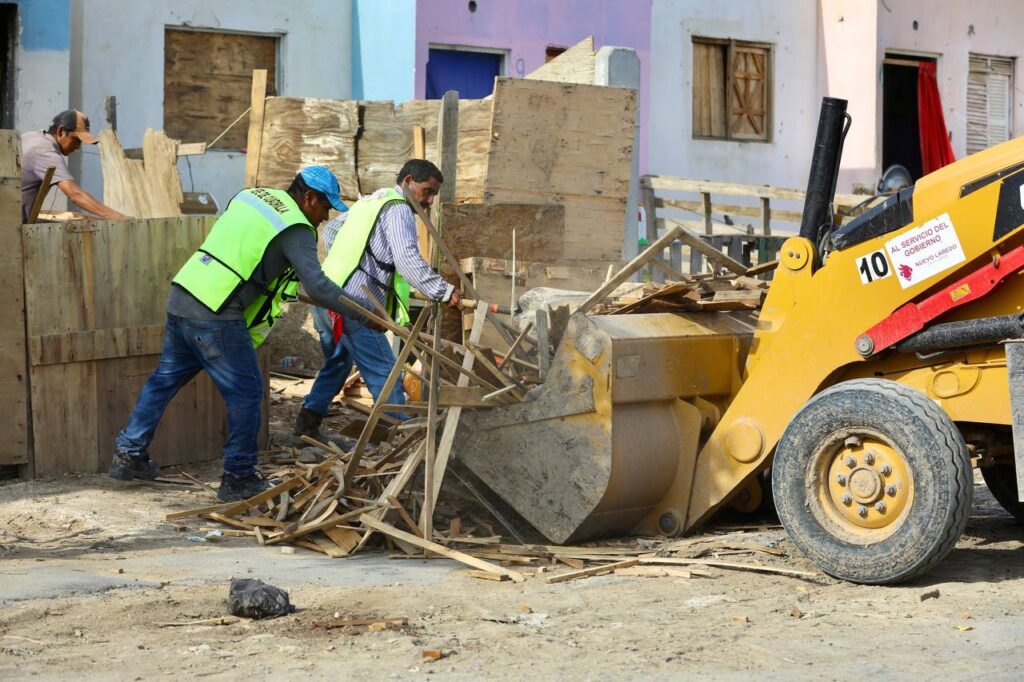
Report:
227,578,295,619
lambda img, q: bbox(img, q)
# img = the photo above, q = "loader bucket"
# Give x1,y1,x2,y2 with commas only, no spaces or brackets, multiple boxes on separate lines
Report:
454,311,755,544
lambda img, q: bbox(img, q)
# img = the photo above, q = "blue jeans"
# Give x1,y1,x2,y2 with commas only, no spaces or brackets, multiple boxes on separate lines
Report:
302,307,407,418
116,313,264,478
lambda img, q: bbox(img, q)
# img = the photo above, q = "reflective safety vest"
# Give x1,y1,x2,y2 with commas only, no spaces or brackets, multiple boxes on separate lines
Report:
172,188,314,347
321,187,412,326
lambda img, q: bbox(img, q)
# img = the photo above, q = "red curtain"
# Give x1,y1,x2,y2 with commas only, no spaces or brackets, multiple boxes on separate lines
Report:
918,61,956,173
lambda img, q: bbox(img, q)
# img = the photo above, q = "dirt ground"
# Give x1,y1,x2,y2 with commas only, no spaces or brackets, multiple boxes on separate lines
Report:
3,383,1024,680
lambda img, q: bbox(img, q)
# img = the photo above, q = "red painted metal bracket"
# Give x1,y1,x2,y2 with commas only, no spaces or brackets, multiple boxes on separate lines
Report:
856,245,1024,356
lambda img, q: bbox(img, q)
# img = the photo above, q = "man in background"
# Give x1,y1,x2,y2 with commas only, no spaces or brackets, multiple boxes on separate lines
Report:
21,109,129,222
292,159,462,444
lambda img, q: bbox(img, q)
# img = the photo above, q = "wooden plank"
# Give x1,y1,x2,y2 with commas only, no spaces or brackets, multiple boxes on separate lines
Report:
29,324,165,366
669,222,749,275
357,98,491,201
435,90,459,206
359,514,527,582
535,309,550,380
0,163,28,464
576,225,684,314
141,129,184,218
27,165,55,224
412,124,430,260
484,78,636,262
525,36,595,84
638,556,817,578
643,174,866,211
426,307,487,512
256,97,359,198
343,309,431,489
655,197,802,226
544,559,639,584
244,68,268,187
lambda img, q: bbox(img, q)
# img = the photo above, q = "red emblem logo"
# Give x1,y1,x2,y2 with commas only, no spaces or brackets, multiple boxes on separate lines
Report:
898,264,913,281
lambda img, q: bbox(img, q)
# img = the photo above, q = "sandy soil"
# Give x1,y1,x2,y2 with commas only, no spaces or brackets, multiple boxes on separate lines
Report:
3,387,1024,680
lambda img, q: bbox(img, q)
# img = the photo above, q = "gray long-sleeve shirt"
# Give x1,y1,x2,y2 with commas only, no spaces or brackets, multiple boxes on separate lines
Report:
167,224,351,320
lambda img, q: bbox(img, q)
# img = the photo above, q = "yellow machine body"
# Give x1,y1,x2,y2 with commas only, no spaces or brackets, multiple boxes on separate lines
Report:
457,135,1024,552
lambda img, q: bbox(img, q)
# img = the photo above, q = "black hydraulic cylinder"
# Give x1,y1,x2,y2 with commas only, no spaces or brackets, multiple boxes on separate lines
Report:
896,313,1024,354
799,97,849,246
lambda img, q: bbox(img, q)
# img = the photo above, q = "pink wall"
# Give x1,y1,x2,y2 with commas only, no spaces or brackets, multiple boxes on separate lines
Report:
415,0,651,170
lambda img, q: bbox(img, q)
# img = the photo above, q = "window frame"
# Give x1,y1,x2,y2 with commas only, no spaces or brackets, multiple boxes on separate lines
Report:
966,52,1014,155
691,36,773,144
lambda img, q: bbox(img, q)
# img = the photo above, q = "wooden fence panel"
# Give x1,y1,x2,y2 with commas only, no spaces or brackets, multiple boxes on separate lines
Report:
0,131,27,465
22,216,268,476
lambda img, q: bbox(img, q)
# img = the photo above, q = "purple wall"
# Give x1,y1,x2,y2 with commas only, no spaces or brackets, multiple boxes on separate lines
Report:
415,0,651,171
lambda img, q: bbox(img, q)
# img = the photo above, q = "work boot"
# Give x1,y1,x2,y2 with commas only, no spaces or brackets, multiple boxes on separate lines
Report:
290,407,324,446
218,471,271,502
108,451,161,481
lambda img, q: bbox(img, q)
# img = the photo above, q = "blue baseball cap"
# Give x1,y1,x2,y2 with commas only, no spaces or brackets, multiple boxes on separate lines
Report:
299,166,347,212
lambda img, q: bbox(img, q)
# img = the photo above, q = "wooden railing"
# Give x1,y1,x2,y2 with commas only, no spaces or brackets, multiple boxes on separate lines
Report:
640,174,877,281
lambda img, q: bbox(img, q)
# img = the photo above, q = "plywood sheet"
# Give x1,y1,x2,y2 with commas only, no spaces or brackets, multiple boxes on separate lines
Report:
439,203,564,265
358,99,492,201
22,216,269,475
484,78,636,261
0,131,27,465
256,97,360,198
164,28,277,150
525,36,595,84
99,129,184,219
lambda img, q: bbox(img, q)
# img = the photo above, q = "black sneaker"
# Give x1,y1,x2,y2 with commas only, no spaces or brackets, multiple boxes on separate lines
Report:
218,472,271,502
108,451,161,481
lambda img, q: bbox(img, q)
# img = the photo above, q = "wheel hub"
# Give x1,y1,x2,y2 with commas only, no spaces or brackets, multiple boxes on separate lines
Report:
848,466,882,503
818,434,914,537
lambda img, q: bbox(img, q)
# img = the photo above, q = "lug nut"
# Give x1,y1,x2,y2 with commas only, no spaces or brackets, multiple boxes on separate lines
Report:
857,505,868,517
864,452,875,465
841,494,853,506
875,501,887,513
844,456,857,468
881,464,892,475
886,484,897,496
836,474,848,486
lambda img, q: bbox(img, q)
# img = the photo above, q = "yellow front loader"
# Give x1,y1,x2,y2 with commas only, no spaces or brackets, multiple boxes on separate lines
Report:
455,98,1024,584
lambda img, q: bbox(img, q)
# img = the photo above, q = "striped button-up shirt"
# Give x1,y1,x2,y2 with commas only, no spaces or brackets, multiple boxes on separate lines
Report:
321,186,452,317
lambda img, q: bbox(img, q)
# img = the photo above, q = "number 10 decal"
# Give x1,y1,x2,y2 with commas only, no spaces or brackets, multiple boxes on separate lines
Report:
856,249,892,284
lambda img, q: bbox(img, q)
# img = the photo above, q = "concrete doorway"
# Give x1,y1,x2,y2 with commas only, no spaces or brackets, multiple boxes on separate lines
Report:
882,54,936,182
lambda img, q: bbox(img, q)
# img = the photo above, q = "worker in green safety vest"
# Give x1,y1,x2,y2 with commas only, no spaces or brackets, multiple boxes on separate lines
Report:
108,166,359,502
293,159,463,444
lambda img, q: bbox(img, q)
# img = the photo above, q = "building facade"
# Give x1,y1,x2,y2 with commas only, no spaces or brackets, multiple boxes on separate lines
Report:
649,0,1024,195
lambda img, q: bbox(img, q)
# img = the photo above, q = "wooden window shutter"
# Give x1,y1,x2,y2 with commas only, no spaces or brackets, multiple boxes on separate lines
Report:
967,54,1014,155
728,42,770,141
692,40,726,138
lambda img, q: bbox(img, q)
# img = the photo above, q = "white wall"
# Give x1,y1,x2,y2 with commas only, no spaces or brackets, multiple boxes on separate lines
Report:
878,0,1024,161
71,0,352,212
818,0,880,192
648,0,820,193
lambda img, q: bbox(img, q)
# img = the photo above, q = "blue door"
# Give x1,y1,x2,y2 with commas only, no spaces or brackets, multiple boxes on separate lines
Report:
426,48,502,99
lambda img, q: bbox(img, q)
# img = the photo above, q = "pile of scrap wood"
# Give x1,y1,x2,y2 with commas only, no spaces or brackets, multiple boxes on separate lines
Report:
591,273,769,315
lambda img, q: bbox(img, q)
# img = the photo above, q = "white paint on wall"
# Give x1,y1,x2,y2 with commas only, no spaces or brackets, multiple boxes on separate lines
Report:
71,0,352,213
649,0,821,195
15,49,70,133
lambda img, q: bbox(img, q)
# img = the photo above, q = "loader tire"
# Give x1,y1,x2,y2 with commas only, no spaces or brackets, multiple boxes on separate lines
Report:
980,461,1024,525
772,379,972,584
